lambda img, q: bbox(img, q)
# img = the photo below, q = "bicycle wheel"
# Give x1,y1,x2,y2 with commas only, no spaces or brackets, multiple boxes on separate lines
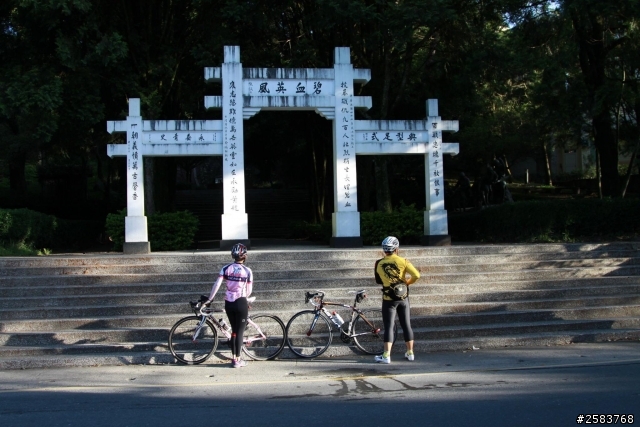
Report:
168,316,218,364
242,314,286,361
285,310,333,358
352,309,397,355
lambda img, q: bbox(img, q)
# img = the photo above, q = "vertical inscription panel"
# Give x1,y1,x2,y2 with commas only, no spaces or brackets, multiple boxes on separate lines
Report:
222,54,246,216
127,115,144,217
427,117,445,211
334,63,357,213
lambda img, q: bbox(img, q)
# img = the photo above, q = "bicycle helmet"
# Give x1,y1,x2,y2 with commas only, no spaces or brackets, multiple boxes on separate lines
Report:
381,236,399,253
231,243,248,261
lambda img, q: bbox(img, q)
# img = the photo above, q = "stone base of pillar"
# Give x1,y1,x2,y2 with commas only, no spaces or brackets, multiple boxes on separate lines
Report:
330,236,363,248
220,239,251,251
123,242,151,254
420,235,451,246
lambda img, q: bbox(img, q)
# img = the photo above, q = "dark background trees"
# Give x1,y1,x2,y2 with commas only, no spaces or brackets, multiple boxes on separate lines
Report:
1,0,638,227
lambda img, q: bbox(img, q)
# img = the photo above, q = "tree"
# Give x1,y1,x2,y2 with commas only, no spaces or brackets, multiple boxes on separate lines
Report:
0,0,128,210
562,0,639,196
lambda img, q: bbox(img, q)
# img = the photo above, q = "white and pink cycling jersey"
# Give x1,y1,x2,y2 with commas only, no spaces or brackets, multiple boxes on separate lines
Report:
207,262,253,303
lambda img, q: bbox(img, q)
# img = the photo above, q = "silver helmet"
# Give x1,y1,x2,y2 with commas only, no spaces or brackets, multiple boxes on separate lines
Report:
381,236,399,253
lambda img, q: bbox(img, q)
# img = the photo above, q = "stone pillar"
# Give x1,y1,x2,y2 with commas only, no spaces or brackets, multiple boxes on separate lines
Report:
331,47,362,248
220,46,250,250
422,99,451,246
124,99,150,254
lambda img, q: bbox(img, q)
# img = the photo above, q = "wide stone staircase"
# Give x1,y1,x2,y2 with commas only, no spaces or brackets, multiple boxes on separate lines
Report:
1,242,639,369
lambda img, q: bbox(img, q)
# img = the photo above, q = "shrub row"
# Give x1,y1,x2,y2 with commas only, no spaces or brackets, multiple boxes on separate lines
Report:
0,208,103,251
1,208,199,253
292,198,640,245
360,203,424,245
3,198,637,254
448,198,640,243
105,209,199,251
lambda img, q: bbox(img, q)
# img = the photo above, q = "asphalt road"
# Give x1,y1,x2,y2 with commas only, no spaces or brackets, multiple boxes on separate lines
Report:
1,343,638,427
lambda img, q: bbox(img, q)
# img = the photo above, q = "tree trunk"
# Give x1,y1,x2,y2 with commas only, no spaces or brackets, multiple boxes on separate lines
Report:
357,156,374,212
543,140,553,186
621,139,639,198
152,158,177,213
569,6,622,197
622,99,640,198
308,123,329,223
144,157,155,215
595,147,602,199
310,143,326,222
371,37,394,213
8,151,27,206
374,157,392,213
593,111,619,197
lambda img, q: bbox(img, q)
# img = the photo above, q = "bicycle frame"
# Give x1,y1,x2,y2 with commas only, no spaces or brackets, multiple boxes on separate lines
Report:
306,291,380,339
193,305,268,346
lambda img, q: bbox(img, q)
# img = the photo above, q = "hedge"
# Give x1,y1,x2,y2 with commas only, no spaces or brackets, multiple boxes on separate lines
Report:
294,198,639,245
448,198,640,243
0,208,103,251
105,209,199,251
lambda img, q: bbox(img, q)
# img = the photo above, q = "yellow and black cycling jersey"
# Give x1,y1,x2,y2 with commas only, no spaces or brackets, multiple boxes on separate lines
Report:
374,253,420,301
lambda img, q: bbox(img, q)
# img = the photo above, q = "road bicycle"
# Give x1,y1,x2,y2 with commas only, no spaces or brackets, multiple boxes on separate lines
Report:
285,290,397,358
168,296,286,364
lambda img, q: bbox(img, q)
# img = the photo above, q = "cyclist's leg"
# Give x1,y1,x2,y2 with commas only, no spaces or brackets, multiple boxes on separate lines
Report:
225,298,249,359
225,304,238,358
381,299,398,345
396,298,414,351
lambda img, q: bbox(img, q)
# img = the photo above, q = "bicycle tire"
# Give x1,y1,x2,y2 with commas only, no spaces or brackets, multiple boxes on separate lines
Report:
168,316,219,364
352,309,397,355
242,314,286,361
285,310,333,358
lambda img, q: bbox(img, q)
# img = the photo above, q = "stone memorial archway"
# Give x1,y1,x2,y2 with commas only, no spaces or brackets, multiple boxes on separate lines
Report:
107,46,459,254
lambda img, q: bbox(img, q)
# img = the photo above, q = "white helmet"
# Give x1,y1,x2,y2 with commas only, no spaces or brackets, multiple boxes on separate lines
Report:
381,236,399,253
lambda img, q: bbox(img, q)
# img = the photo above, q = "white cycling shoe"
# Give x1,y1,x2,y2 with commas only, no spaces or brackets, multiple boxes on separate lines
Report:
375,354,391,364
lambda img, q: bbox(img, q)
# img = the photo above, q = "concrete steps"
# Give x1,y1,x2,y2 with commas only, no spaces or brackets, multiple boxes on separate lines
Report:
0,241,639,369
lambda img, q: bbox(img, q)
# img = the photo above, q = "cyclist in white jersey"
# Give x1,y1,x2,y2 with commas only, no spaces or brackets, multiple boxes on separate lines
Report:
205,243,253,368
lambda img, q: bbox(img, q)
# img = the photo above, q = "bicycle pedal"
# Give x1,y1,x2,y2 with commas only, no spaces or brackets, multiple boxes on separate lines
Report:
340,330,351,343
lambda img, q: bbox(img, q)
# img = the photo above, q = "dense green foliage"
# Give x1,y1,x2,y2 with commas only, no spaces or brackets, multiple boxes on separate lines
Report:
0,241,48,256
2,196,637,255
105,209,199,251
449,199,640,243
361,204,424,246
0,208,58,249
0,208,102,252
1,1,639,242
296,199,640,245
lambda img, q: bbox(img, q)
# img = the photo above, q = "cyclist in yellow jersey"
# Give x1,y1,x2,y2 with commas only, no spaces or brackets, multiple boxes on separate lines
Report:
374,236,420,364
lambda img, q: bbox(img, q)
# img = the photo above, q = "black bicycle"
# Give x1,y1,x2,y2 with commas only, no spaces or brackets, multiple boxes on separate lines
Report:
168,296,286,364
285,290,397,358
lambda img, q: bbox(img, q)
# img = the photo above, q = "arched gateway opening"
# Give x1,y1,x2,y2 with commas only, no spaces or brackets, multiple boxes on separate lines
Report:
173,111,333,245
242,111,333,237
107,46,459,254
